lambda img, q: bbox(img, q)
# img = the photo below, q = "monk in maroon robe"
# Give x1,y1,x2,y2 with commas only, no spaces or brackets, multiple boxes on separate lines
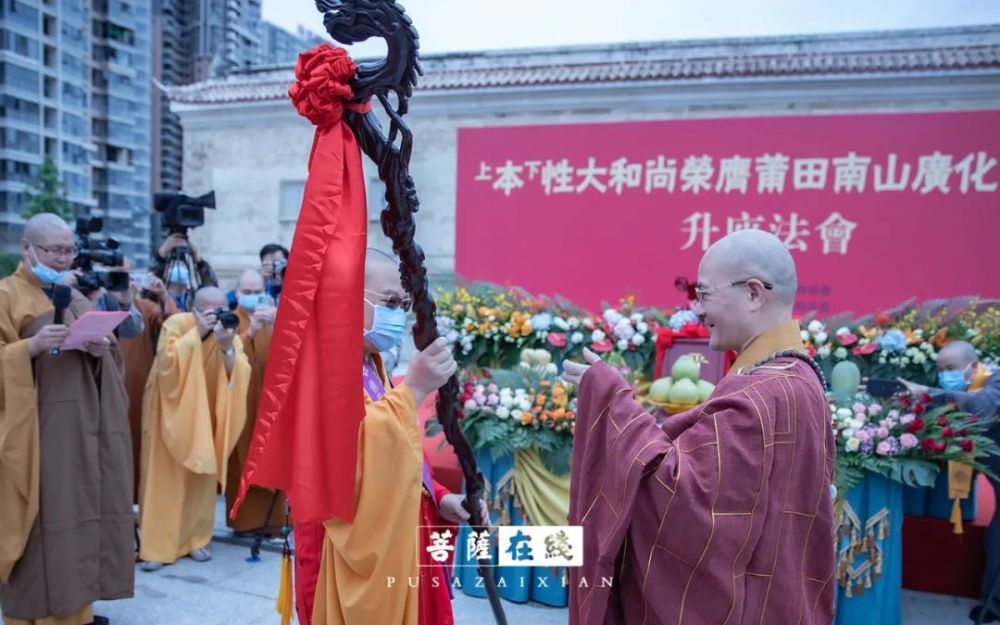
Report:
563,229,835,625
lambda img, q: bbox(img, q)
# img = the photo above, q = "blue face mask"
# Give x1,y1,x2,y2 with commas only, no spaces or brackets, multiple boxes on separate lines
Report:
939,366,972,392
29,245,68,285
172,292,188,311
364,301,407,352
239,293,265,311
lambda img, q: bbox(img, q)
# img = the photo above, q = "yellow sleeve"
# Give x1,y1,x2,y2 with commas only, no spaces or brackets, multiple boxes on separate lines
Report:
154,323,216,475
0,333,39,583
315,383,424,625
208,337,251,491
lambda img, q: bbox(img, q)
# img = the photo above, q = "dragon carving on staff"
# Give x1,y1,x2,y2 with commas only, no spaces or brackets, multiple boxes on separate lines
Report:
314,1,508,623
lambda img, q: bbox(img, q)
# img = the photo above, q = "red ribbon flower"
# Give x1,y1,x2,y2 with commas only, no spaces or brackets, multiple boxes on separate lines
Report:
942,426,954,438
906,417,926,433
288,44,358,127
961,440,976,453
546,332,568,348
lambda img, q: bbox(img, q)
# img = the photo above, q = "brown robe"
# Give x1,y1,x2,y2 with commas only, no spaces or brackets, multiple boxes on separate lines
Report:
0,265,134,622
224,307,286,534
119,296,177,503
569,320,836,625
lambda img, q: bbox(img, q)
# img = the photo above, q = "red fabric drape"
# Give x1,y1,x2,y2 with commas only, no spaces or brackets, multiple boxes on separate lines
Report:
232,44,371,524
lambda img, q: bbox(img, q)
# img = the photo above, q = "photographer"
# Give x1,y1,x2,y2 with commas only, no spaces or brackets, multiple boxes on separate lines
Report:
259,243,289,301
69,258,144,339
224,270,284,535
151,233,218,290
138,286,250,571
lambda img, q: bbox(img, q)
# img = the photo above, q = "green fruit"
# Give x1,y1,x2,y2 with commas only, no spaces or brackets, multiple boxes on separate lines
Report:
671,356,701,382
649,377,673,402
696,380,716,403
668,378,700,405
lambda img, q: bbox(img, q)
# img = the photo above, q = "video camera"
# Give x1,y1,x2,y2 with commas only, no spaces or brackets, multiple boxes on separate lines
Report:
72,215,129,294
153,190,216,237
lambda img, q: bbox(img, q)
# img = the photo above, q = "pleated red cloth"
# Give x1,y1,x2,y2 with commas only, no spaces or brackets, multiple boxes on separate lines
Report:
232,44,372,524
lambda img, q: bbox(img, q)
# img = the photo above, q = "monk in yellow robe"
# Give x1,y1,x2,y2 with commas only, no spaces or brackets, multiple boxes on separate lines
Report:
138,286,250,571
309,250,476,625
224,270,286,534
0,214,134,625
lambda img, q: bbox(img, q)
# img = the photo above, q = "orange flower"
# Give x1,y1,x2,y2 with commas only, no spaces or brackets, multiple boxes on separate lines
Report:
932,328,950,348
520,412,533,425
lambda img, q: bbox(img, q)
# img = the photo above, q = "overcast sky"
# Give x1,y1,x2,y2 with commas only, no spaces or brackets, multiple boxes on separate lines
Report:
263,0,1000,57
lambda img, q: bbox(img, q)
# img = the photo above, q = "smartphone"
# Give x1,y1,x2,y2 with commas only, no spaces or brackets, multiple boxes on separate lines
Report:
866,378,905,398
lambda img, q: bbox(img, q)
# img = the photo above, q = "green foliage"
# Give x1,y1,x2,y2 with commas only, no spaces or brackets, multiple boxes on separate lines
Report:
0,252,19,278
22,158,74,220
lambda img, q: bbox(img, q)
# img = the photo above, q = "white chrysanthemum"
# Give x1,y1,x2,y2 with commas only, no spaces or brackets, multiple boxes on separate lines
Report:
592,330,607,342
808,320,826,334
632,334,646,346
511,409,523,420
846,438,861,452
617,339,629,351
801,330,811,342
815,332,828,344
818,345,831,359
636,321,649,334
571,332,584,344
630,313,643,323
496,407,510,419
836,407,853,419
519,399,532,411
834,347,848,360
553,317,569,331
567,317,580,329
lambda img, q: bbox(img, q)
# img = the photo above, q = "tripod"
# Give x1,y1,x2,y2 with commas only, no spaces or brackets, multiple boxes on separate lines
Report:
247,490,289,562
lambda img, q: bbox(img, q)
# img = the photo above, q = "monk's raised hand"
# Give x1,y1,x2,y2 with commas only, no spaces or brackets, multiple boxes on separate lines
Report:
213,321,236,350
404,337,458,407
84,337,111,358
195,307,217,338
562,348,601,386
28,324,69,357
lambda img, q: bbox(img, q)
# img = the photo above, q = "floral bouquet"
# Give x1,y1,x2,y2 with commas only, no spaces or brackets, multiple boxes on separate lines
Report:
831,392,998,496
426,357,578,475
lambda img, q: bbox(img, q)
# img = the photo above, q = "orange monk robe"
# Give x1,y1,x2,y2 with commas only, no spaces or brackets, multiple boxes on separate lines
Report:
225,307,286,534
312,358,434,625
119,296,177,503
0,265,134,625
138,313,250,564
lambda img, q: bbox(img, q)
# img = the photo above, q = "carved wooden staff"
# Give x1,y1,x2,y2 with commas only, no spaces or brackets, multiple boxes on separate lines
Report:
316,1,508,623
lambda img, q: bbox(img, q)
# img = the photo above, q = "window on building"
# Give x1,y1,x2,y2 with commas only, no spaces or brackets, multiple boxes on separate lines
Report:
0,127,39,153
0,94,40,124
0,29,40,60
0,61,39,94
279,181,305,223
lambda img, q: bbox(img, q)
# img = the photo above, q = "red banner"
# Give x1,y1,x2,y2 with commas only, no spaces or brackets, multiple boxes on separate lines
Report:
455,110,1000,314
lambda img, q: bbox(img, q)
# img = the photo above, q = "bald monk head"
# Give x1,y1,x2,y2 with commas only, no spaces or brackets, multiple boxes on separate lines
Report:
363,248,407,356
696,229,797,352
193,286,227,315
20,213,75,275
937,340,980,390
235,269,267,312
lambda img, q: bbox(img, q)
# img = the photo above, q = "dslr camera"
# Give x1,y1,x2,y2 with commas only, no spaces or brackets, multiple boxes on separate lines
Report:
212,308,241,331
154,190,216,237
72,215,129,294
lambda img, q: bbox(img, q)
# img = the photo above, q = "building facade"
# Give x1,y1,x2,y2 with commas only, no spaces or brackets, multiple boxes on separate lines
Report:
166,25,1000,288
0,0,152,264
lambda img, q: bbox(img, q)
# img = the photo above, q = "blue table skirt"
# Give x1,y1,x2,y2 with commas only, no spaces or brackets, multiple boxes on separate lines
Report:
903,469,978,521
835,474,903,625
452,449,568,607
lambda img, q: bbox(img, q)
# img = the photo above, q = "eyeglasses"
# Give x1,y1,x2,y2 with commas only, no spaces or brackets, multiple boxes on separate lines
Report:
32,243,78,259
365,290,413,312
694,279,773,303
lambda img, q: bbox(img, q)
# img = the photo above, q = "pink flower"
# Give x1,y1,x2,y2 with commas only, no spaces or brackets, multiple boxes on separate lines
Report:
487,383,499,394
900,414,916,425
473,392,486,405
887,409,900,419
868,404,882,416
591,339,614,353
853,402,867,414
876,441,892,456
463,399,478,411
486,394,500,406
900,433,919,449
856,430,871,443
838,332,859,347
877,427,890,439
546,332,568,348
